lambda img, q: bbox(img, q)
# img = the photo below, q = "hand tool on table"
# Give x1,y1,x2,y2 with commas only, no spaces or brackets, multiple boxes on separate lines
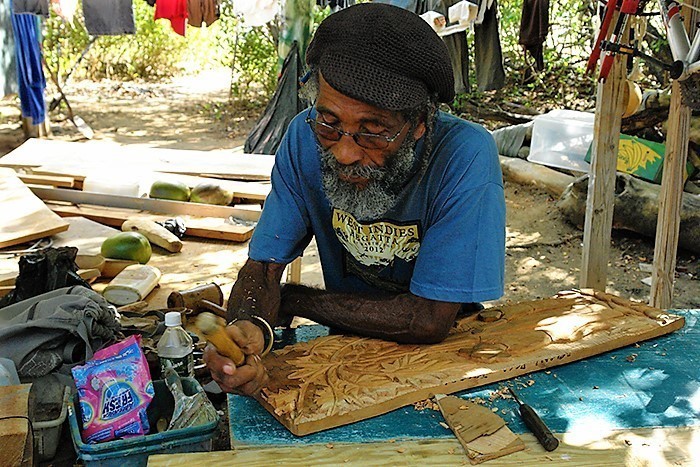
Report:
163,364,218,430
196,311,245,366
507,387,559,452
167,282,224,312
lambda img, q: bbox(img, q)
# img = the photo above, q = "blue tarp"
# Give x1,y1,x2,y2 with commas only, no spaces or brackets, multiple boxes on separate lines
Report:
230,309,700,444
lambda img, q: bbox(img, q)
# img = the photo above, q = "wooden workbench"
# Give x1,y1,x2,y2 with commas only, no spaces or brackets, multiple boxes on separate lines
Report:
148,425,699,465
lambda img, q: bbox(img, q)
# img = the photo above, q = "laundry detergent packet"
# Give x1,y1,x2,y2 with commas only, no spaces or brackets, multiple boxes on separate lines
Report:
71,335,154,443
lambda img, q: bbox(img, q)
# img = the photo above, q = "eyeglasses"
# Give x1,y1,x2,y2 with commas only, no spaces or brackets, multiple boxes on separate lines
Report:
305,107,408,150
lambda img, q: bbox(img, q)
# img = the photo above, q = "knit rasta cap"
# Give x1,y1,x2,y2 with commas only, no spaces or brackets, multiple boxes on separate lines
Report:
306,3,454,111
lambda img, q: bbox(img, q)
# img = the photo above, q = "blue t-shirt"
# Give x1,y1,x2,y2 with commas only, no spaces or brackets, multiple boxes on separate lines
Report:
249,110,505,304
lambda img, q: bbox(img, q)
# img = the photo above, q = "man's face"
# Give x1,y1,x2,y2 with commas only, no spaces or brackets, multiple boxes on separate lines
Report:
314,75,426,221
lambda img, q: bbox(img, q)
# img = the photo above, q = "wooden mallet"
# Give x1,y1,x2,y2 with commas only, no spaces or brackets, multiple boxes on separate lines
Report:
196,312,245,366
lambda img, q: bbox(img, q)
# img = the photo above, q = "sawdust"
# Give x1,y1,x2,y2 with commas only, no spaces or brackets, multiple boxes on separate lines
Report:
1,68,699,312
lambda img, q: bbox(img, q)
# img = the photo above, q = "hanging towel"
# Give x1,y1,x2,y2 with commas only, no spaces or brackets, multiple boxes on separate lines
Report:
188,0,218,28
11,11,46,124
12,0,49,17
474,0,505,91
519,0,549,71
51,0,79,21
82,0,136,35
155,0,188,35
1,0,18,96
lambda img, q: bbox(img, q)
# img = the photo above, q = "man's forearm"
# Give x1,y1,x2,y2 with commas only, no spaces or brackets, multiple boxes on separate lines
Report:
280,284,460,344
227,259,287,326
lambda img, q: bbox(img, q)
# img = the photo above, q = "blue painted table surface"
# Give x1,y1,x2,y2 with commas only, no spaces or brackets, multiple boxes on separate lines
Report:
229,309,699,445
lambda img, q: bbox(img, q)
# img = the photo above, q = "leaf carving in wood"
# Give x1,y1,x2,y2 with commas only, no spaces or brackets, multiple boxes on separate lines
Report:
256,290,684,436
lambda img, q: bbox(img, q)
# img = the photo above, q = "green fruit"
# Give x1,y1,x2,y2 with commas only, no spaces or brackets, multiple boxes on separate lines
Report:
101,232,152,264
190,183,233,205
149,180,191,201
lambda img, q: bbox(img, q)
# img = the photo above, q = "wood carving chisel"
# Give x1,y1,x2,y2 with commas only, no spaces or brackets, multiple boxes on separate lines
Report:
196,311,246,366
507,387,559,451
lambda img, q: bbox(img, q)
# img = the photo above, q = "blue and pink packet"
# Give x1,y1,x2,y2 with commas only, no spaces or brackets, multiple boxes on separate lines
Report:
71,335,154,443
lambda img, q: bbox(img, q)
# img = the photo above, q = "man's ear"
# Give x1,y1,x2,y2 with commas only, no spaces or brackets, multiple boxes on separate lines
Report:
412,121,426,141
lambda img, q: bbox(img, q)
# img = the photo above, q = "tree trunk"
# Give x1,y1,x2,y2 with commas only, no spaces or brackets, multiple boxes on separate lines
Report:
557,173,700,253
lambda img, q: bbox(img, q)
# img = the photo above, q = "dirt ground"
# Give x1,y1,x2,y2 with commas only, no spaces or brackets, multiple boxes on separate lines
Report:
1,69,698,310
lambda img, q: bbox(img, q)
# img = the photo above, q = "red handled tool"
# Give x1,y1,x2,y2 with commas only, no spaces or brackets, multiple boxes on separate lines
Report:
598,0,642,81
587,0,620,75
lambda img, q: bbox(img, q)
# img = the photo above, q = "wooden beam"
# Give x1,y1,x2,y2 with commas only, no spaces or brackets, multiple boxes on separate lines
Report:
650,2,700,309
16,173,74,188
30,186,259,221
580,17,627,290
149,426,700,466
47,203,254,243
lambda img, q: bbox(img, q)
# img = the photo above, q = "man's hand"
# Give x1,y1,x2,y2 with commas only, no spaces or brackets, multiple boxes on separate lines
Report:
203,320,269,395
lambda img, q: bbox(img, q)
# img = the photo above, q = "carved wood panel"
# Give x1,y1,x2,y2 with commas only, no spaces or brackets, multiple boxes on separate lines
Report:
256,290,683,436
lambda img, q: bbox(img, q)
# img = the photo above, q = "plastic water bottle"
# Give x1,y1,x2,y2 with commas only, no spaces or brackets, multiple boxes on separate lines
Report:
157,312,194,378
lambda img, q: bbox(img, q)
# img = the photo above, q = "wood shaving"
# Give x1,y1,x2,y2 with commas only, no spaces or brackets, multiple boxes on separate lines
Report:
440,421,450,429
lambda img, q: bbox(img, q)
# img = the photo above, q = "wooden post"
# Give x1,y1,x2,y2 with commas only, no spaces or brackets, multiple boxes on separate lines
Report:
650,2,700,309
580,17,628,290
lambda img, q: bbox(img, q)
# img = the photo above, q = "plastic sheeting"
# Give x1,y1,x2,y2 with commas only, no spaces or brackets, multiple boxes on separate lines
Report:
244,41,308,155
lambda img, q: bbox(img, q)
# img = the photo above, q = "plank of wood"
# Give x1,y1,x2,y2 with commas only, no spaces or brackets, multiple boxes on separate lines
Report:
0,168,69,249
581,18,628,290
17,173,74,188
50,217,119,269
0,384,32,467
436,395,525,464
651,4,700,309
148,426,700,466
31,186,258,222
0,138,274,180
255,290,683,436
48,203,254,243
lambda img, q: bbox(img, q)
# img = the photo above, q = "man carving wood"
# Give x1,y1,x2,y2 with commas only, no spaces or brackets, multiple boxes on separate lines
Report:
204,3,506,396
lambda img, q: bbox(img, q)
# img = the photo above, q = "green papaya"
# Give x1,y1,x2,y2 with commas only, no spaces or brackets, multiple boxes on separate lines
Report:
190,183,233,205
149,180,191,201
101,232,152,264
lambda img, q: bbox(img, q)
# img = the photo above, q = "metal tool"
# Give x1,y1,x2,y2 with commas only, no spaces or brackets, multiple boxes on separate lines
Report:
507,387,559,452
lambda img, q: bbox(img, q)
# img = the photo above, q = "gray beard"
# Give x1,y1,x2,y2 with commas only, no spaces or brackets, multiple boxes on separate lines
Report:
320,137,418,221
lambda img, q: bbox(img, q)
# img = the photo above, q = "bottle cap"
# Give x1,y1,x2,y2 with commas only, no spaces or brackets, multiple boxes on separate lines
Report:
165,311,182,327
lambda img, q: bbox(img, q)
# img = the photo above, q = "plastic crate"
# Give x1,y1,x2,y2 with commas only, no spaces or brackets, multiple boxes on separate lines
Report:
34,386,71,461
528,109,595,172
68,378,218,467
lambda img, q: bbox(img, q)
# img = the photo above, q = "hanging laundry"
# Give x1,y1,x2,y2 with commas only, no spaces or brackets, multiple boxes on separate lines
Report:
143,0,155,7
316,0,355,8
474,0,504,91
155,0,188,36
188,0,219,28
1,0,18,97
278,0,314,70
519,0,549,72
429,0,471,96
83,0,136,35
233,0,278,27
51,0,79,22
12,0,49,17
11,11,46,124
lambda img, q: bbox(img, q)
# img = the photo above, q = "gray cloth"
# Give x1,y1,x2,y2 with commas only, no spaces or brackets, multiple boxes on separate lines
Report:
0,286,120,379
491,121,533,158
82,0,136,35
474,0,505,91
0,0,18,96
12,0,49,16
